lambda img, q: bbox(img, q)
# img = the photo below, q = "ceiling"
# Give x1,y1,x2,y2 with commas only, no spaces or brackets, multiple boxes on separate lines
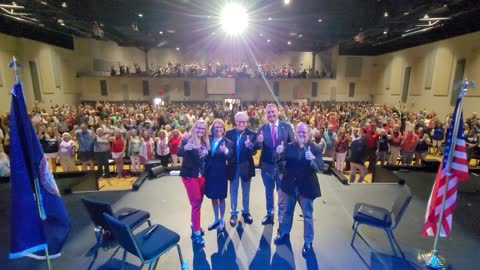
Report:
1,0,479,55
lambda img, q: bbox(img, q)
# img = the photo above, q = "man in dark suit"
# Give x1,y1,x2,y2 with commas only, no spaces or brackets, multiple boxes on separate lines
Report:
256,103,295,225
225,111,257,227
273,122,324,258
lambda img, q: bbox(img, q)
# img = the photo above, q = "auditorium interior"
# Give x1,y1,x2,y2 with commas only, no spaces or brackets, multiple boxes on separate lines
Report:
0,0,480,270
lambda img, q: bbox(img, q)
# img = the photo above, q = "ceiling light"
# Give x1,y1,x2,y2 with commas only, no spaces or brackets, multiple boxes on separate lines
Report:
284,0,291,5
384,12,389,17
61,2,67,8
383,30,388,35
299,34,303,37
317,18,322,22
57,19,64,24
176,47,180,51
167,29,175,33
220,3,249,36
287,41,291,45
212,32,216,35
159,31,163,34
267,39,270,42
403,11,409,15
259,33,263,36
424,14,429,19
138,13,143,18
268,17,272,21
40,1,48,5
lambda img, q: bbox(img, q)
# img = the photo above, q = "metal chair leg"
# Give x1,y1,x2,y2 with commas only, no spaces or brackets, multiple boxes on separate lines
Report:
176,244,188,269
385,229,397,256
389,230,405,258
121,249,127,270
351,222,360,246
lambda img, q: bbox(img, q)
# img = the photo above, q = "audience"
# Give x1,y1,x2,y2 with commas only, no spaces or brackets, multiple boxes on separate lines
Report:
0,98,478,180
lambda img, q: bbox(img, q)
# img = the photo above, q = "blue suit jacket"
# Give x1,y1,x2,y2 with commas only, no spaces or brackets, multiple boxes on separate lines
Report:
256,121,295,173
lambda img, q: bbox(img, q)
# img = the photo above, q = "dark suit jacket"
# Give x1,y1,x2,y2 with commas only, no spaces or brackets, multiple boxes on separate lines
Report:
277,141,324,199
205,136,234,178
204,136,233,199
225,128,257,181
177,139,205,178
257,121,295,173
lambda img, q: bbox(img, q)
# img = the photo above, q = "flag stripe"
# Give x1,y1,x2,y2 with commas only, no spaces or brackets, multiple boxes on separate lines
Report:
422,93,469,238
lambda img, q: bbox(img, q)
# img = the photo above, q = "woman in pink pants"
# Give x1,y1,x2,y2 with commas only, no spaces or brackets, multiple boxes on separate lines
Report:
177,119,210,247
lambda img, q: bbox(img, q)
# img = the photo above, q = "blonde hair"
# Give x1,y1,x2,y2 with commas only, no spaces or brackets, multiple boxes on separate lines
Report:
210,118,226,135
190,119,210,151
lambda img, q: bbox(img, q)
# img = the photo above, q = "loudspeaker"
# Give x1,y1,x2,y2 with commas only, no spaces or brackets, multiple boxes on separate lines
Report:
423,159,441,172
150,165,166,178
100,80,108,96
312,82,318,97
142,80,150,96
273,81,279,96
144,159,162,173
184,80,190,96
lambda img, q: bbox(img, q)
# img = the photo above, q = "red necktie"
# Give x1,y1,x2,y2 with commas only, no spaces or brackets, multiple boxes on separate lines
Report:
271,125,277,146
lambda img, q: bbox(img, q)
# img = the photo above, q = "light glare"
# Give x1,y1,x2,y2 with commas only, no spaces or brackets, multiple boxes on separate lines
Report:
220,3,248,35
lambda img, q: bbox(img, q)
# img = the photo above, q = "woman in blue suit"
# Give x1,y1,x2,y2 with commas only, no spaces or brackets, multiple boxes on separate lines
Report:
205,119,233,231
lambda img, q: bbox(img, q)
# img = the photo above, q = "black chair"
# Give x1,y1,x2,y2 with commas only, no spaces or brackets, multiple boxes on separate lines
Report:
81,198,151,244
103,213,188,270
351,185,413,257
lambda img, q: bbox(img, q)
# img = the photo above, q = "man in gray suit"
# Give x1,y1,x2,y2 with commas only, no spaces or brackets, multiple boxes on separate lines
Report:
256,103,295,225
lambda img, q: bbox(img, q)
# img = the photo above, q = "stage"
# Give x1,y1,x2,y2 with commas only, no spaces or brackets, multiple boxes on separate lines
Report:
0,169,479,270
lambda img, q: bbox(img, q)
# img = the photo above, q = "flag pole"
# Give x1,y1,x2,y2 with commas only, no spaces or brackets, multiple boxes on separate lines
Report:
417,80,471,269
10,56,53,270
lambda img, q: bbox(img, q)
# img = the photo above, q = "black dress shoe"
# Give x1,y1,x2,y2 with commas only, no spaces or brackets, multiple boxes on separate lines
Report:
242,213,253,224
192,234,205,246
302,242,313,257
208,220,220,231
261,214,274,225
273,233,290,245
230,215,238,227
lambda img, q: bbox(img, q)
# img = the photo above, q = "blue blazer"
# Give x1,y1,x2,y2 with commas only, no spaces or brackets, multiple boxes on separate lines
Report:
256,121,295,172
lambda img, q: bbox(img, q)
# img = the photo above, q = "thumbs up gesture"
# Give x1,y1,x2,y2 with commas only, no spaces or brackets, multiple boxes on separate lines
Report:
305,146,315,160
219,141,227,153
244,135,254,148
276,141,285,154
257,130,264,143
184,141,194,151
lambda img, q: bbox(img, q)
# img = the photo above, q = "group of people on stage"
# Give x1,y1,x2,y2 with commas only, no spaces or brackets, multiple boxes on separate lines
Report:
178,103,324,258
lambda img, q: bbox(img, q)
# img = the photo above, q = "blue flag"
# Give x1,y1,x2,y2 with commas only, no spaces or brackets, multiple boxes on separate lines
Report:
9,82,71,259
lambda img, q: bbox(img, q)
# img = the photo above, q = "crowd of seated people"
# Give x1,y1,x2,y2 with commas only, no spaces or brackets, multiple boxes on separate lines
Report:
110,60,334,79
0,100,479,179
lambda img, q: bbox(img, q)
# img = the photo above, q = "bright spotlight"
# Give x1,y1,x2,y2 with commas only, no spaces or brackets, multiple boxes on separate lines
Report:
220,3,248,35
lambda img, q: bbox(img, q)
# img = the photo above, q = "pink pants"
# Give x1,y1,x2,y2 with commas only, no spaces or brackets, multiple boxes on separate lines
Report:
181,176,205,232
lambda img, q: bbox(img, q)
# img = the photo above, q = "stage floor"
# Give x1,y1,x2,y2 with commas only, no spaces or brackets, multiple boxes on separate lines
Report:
1,170,478,270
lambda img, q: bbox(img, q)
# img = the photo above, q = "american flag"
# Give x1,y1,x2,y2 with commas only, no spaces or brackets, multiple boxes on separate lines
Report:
422,92,469,237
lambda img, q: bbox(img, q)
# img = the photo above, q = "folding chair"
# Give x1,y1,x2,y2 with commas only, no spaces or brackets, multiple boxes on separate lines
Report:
103,213,188,270
351,185,413,257
81,198,151,244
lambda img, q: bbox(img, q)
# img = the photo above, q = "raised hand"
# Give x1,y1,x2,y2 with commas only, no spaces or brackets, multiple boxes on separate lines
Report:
244,135,254,148
276,141,284,154
184,141,194,151
305,146,315,160
257,130,264,143
219,141,227,153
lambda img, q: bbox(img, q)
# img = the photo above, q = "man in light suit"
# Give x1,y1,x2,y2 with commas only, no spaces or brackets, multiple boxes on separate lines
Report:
225,112,257,227
256,103,295,225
